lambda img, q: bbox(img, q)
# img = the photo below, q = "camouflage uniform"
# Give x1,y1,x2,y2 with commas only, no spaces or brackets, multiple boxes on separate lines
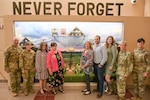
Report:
116,51,133,100
4,45,22,94
132,48,150,99
19,49,35,95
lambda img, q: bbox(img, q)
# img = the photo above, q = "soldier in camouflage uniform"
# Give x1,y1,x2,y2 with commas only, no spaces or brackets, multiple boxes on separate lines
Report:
116,41,133,100
19,42,36,96
4,37,23,97
131,38,150,100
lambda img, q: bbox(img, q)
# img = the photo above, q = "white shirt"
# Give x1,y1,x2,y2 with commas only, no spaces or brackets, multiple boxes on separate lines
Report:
93,43,107,65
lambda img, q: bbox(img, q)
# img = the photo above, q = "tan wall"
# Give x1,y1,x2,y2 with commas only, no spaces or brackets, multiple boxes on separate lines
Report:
0,17,4,50
0,17,5,73
145,0,150,16
0,0,145,16
1,15,150,86
0,16,9,85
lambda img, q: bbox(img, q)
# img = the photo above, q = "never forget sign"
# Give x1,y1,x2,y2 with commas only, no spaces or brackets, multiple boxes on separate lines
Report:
12,1,124,16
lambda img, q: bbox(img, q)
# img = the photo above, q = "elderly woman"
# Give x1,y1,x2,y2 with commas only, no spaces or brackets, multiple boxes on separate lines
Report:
47,42,65,95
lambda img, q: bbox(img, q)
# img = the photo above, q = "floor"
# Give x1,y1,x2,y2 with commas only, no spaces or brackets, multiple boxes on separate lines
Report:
0,83,150,100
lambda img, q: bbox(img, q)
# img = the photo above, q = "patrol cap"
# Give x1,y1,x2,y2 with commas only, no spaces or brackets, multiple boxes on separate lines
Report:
25,42,32,46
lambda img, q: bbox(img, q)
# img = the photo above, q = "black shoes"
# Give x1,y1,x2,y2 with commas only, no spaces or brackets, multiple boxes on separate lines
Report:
97,92,103,98
58,89,65,94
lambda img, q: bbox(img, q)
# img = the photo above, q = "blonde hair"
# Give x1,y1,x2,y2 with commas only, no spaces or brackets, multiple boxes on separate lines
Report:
120,41,127,46
84,41,92,50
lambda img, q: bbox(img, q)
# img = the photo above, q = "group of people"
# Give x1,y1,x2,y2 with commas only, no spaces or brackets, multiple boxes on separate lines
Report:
80,35,150,100
4,37,65,97
4,35,150,100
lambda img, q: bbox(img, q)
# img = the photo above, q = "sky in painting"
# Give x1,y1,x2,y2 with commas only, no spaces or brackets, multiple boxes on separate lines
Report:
14,22,123,51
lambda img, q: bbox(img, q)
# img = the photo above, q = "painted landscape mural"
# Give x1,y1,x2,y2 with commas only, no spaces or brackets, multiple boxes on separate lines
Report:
14,22,123,77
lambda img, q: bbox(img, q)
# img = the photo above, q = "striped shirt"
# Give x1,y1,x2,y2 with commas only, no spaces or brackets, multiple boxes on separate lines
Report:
93,43,107,65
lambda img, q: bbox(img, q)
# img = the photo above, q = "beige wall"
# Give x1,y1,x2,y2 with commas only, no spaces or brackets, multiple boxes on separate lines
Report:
0,16,8,84
0,0,145,16
0,17,4,49
145,0,150,16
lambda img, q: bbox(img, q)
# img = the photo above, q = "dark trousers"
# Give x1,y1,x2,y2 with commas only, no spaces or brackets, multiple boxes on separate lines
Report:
94,63,104,93
84,73,90,91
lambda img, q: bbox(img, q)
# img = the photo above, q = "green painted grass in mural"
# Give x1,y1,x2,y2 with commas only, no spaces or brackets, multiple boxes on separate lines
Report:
64,73,96,82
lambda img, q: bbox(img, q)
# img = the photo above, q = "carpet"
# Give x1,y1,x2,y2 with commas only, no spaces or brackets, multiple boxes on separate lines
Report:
125,89,134,99
34,91,55,100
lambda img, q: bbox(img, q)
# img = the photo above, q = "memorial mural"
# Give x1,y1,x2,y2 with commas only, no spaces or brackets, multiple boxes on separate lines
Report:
14,22,123,77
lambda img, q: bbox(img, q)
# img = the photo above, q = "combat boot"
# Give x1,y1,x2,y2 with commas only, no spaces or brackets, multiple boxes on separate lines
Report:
105,81,113,95
29,86,35,93
24,89,28,96
130,97,138,100
17,89,23,93
119,97,125,100
137,97,142,100
112,80,117,95
12,92,18,97
116,95,119,99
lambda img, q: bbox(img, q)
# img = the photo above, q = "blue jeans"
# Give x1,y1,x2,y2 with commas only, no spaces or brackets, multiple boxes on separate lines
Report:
94,63,104,93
